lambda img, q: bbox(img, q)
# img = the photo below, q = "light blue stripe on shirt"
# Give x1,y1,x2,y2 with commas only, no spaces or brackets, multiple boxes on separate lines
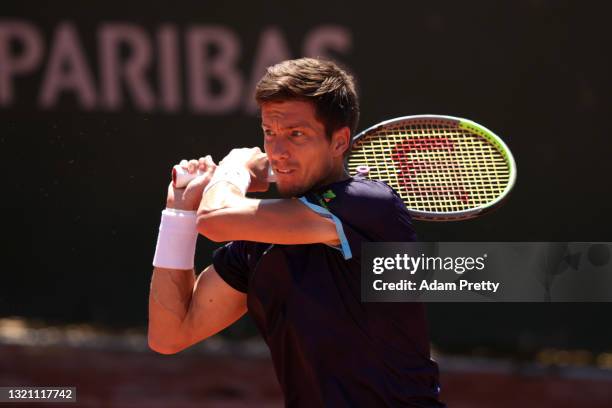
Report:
298,197,352,260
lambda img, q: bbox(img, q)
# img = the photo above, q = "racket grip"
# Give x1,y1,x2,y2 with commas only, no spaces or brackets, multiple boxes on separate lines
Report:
172,164,277,188
267,166,276,182
172,165,203,188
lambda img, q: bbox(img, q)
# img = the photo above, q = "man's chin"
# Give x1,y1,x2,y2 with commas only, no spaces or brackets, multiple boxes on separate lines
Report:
276,183,309,198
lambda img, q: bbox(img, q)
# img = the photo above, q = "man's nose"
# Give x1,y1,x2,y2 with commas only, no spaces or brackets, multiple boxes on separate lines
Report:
266,138,290,160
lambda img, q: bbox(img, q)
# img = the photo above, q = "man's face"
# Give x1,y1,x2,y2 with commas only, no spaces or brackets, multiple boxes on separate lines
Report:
261,100,335,197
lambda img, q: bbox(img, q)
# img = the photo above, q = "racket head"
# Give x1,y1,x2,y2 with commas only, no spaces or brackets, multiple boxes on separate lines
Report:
347,115,517,221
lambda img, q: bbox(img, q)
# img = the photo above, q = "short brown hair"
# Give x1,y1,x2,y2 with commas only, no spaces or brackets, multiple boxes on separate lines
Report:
255,58,360,156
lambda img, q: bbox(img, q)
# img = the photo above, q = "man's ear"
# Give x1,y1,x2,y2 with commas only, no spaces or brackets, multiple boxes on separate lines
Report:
331,126,350,158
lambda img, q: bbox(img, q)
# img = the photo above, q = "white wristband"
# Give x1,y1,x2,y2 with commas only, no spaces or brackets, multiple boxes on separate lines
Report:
204,165,251,196
152,208,198,270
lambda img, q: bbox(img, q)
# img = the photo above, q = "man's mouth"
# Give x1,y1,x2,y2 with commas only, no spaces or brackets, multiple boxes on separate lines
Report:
274,168,295,175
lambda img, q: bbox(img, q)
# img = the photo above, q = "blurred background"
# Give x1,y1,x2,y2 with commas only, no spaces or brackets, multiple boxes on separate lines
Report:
1,0,611,406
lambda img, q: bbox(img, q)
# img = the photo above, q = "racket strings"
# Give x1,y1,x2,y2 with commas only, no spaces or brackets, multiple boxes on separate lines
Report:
348,122,511,213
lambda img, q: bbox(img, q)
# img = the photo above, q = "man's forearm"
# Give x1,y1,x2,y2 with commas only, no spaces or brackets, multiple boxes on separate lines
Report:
196,182,263,242
198,182,246,215
148,266,196,353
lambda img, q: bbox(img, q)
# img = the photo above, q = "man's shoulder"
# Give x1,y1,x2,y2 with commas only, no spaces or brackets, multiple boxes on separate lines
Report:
333,176,402,208
307,174,394,197
306,176,410,222
346,176,398,196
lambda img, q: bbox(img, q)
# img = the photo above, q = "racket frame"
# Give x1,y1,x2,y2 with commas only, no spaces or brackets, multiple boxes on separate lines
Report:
349,115,517,221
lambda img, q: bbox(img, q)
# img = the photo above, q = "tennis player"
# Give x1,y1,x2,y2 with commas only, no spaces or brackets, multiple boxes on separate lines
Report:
149,58,445,407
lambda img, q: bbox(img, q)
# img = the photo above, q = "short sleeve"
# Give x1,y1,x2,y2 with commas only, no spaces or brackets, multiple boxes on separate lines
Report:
301,178,417,259
212,241,251,293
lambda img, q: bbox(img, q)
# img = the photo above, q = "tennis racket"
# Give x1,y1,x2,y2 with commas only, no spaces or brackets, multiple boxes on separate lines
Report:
347,115,516,221
172,114,516,221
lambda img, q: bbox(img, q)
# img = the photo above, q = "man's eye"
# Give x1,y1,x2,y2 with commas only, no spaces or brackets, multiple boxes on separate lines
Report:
291,130,304,137
264,129,274,137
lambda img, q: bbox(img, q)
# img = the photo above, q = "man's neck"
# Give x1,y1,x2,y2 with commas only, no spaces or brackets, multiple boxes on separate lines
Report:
313,165,350,191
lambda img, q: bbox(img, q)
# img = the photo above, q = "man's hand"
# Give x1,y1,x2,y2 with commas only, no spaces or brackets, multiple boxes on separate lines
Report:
167,156,217,211
219,147,270,193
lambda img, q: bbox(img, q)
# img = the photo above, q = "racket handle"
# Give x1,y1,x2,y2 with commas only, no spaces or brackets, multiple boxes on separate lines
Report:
172,165,202,188
267,166,276,182
172,165,277,188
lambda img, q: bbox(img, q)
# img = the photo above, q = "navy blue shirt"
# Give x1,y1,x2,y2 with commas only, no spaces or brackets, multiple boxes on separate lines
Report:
213,176,445,407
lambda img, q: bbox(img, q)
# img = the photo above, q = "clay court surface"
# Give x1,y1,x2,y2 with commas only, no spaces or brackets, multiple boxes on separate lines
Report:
2,341,612,408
